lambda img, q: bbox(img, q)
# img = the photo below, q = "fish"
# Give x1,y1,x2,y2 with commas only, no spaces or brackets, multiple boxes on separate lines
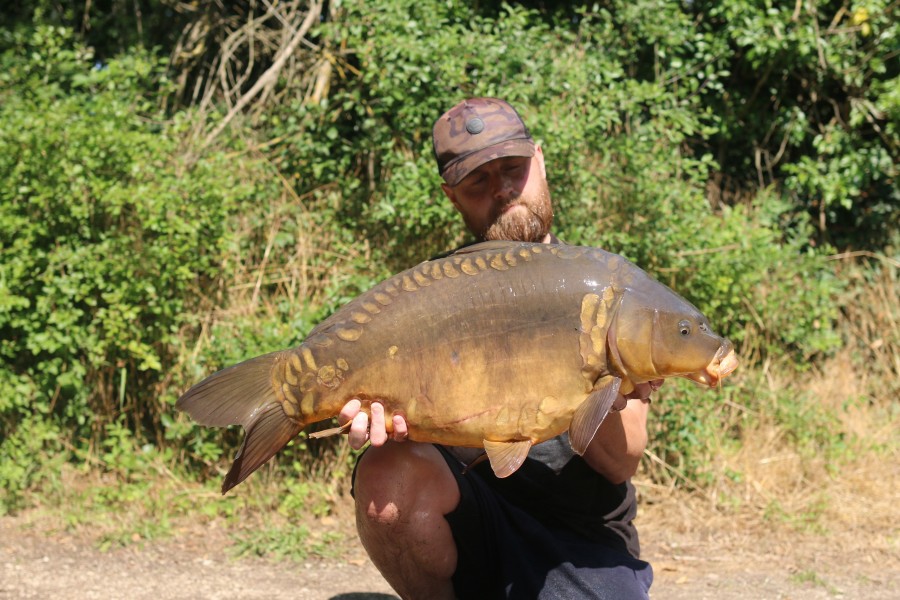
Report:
176,241,738,493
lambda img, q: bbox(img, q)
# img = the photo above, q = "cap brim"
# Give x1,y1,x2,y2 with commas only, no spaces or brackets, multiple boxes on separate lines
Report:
441,139,535,186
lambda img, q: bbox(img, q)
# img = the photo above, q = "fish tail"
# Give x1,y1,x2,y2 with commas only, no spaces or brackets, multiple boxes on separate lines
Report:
221,402,303,494
175,352,304,494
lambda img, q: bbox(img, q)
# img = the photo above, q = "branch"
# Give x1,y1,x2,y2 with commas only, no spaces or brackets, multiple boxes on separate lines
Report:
202,0,323,149
827,251,900,269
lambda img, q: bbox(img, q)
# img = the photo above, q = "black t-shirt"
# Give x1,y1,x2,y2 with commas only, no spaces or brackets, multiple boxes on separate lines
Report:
466,433,641,558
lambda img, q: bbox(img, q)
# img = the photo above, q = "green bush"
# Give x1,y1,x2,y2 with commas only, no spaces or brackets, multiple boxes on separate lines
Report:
0,26,281,509
694,0,899,249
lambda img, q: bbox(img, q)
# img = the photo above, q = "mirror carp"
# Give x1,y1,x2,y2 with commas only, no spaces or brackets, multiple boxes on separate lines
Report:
177,241,738,493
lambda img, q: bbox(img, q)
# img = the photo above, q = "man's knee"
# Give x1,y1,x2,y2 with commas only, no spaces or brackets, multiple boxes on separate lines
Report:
354,444,406,526
354,442,460,526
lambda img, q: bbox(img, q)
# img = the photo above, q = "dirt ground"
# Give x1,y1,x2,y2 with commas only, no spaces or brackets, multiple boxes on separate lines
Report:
2,495,897,600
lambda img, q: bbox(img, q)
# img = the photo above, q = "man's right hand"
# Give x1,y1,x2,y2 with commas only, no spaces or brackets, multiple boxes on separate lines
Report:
339,399,409,450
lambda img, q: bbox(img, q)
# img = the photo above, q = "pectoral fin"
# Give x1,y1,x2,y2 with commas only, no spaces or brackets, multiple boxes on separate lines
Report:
482,439,533,478
569,375,621,455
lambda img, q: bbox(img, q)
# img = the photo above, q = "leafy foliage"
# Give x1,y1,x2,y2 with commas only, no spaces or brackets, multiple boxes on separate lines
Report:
0,26,280,509
692,0,899,248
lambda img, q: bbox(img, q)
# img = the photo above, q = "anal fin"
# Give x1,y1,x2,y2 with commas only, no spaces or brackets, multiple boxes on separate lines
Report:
483,439,533,478
568,375,621,455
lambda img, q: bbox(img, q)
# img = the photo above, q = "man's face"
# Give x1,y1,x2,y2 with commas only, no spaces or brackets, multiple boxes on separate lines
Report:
441,148,553,243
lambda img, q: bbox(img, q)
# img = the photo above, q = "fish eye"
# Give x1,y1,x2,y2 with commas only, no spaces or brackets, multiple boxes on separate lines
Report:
678,320,692,336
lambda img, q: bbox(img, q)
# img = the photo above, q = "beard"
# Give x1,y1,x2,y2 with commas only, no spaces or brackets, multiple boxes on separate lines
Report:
481,178,554,243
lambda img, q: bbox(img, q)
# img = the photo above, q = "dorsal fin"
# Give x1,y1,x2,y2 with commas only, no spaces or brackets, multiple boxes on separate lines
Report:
449,240,525,256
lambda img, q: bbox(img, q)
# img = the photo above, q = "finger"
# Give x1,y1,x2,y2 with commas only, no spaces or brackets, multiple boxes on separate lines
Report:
369,402,387,447
612,394,629,411
348,411,370,450
625,382,652,400
392,414,408,442
339,398,362,425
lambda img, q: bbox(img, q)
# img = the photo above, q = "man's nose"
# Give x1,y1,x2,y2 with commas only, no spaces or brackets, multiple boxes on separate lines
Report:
493,175,516,202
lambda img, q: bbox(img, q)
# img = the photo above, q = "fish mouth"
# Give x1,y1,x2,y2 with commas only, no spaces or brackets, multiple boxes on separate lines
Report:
687,346,739,387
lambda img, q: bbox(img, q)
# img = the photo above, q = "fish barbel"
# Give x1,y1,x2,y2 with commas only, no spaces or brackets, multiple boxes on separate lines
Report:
177,241,738,493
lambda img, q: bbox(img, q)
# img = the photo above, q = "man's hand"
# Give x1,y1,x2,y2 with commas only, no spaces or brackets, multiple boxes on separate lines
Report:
622,378,663,402
339,399,409,450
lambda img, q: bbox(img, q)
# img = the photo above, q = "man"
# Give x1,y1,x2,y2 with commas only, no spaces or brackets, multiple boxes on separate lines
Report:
340,98,654,599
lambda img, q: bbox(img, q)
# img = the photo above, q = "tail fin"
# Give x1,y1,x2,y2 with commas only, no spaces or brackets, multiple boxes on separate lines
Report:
220,401,303,493
176,352,304,493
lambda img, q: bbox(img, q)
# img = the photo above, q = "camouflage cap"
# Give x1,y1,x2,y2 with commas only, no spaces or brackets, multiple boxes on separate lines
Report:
432,97,535,186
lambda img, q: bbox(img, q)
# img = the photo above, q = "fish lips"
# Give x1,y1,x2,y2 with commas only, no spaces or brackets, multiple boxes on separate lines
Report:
686,344,739,387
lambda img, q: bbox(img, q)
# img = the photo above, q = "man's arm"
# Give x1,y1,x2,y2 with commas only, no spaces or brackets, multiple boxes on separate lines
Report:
581,397,650,484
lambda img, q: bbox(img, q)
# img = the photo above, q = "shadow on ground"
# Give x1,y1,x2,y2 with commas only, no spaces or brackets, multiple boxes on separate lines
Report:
331,595,399,600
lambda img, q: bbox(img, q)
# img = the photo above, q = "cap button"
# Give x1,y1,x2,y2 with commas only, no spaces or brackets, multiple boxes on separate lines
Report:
465,117,485,135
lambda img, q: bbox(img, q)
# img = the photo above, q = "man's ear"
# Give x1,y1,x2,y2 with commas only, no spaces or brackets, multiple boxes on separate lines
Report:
442,182,462,212
534,145,546,180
